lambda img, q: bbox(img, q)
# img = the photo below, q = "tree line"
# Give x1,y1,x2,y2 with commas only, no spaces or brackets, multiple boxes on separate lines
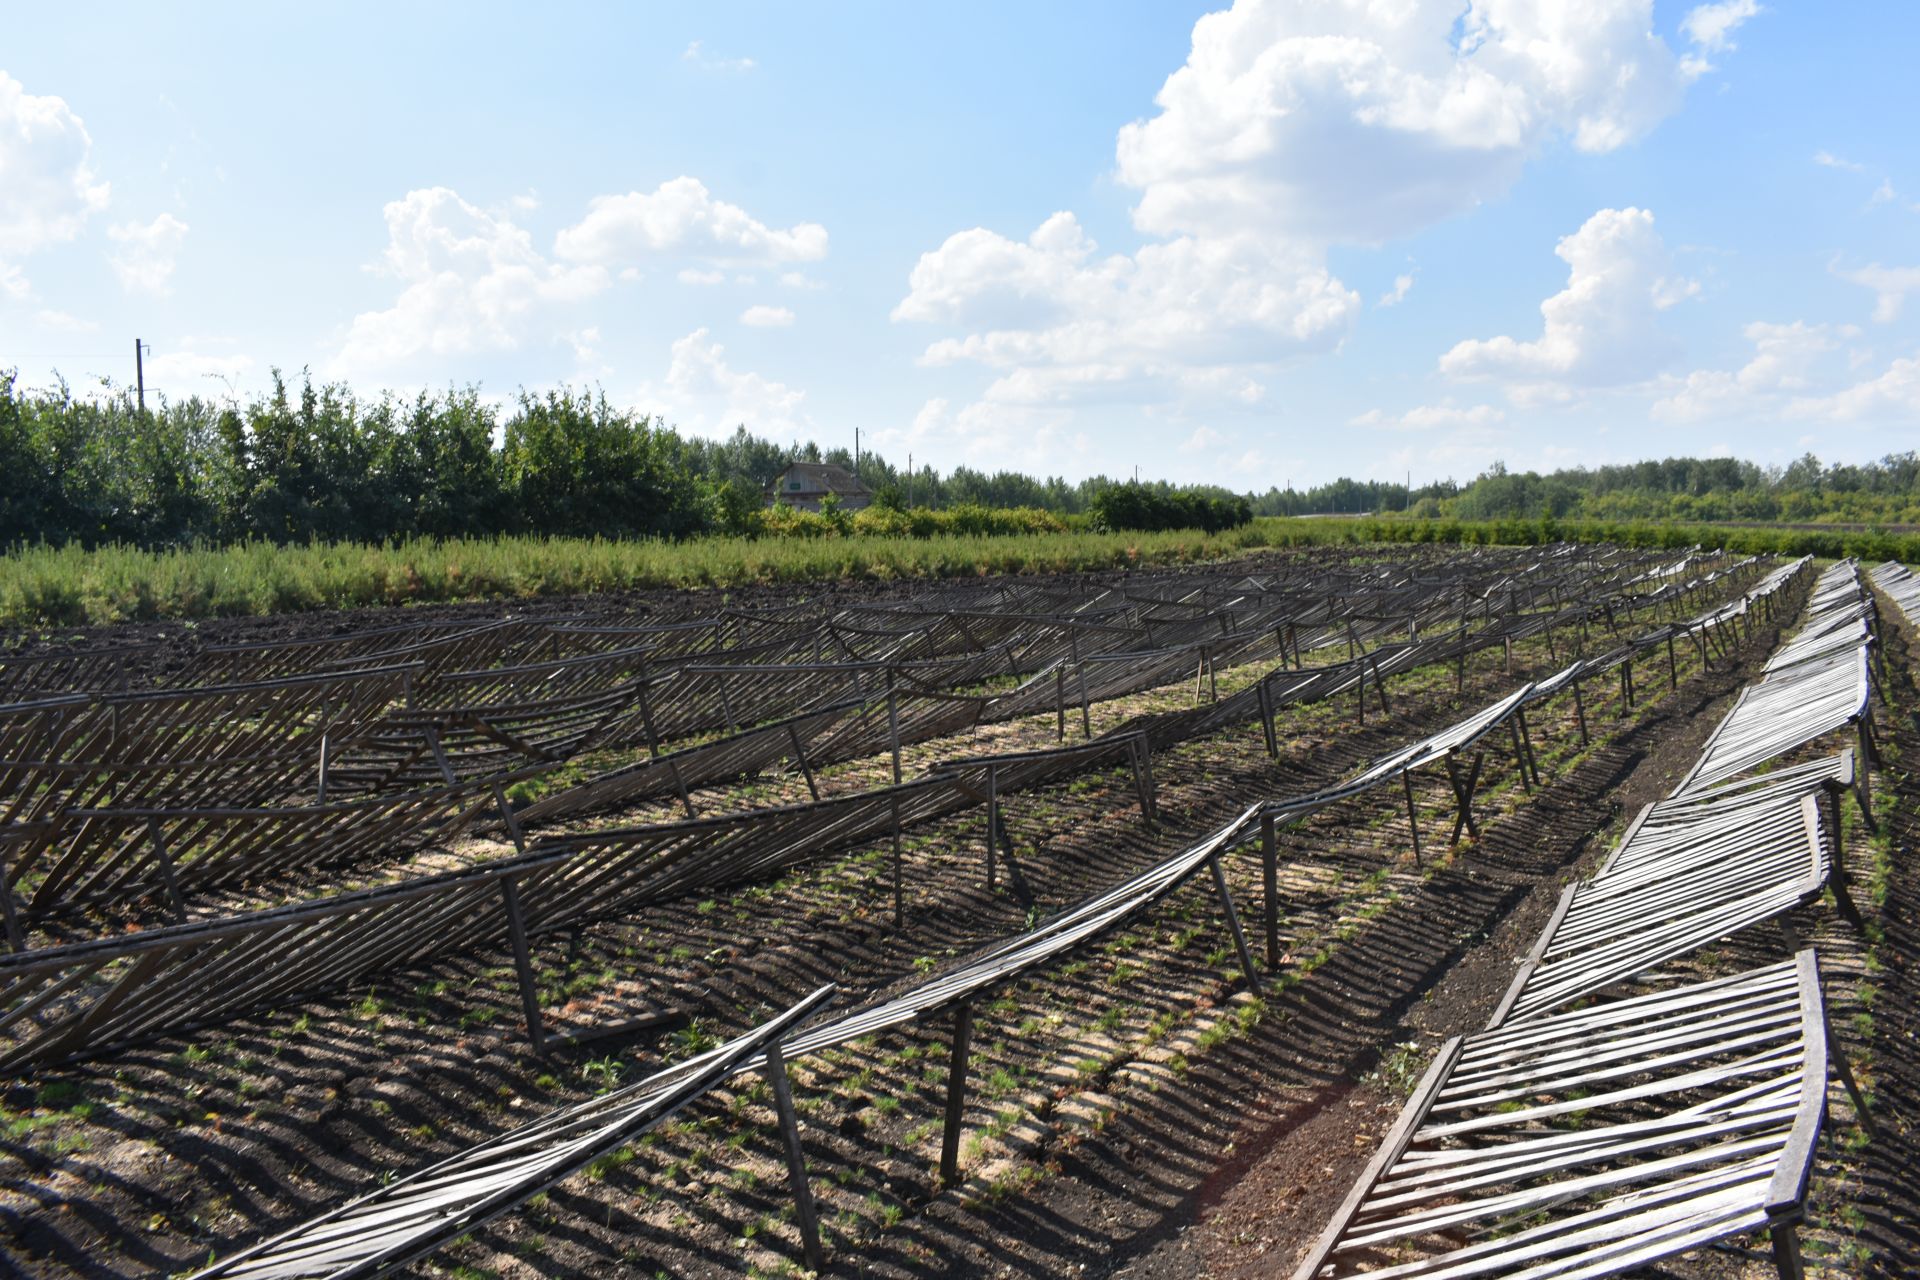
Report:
0,371,1251,547
4,367,1914,549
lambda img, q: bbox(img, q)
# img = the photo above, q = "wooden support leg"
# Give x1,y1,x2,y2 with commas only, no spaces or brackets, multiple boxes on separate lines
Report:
762,1042,824,1273
666,760,697,821
143,817,190,923
891,793,904,929
1261,813,1280,969
786,724,820,802
985,766,999,892
1257,681,1278,760
1077,664,1093,740
0,850,25,951
1509,719,1534,794
1572,677,1589,747
1356,659,1367,725
1516,708,1542,788
887,669,903,785
1193,649,1207,706
1770,1223,1805,1280
1853,728,1879,833
1372,655,1390,715
1829,1036,1879,1140
1666,634,1678,690
1831,872,1867,931
1055,665,1067,742
491,782,528,854
499,878,547,1057
1208,851,1262,994
941,1001,974,1185
1447,751,1484,843
1129,738,1157,826
1402,771,1422,866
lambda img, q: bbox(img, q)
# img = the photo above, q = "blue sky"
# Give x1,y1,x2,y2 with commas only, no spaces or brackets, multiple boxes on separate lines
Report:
3,1,1917,490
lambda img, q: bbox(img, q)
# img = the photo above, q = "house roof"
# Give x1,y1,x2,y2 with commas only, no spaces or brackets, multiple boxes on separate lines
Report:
771,461,870,496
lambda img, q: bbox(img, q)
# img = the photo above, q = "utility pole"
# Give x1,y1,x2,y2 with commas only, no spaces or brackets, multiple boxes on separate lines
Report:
907,452,913,508
854,427,860,475
134,337,149,413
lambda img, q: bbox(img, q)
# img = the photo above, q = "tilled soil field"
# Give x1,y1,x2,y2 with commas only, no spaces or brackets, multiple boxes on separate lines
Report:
0,548,1904,1280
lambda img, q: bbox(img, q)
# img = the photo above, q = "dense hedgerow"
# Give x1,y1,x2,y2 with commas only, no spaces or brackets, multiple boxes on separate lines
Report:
6,516,1915,628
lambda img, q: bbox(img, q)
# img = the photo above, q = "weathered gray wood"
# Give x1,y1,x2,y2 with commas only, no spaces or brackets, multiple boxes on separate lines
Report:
762,1041,823,1272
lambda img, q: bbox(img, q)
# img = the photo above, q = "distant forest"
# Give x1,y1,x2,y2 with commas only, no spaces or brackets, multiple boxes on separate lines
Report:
3,368,1916,548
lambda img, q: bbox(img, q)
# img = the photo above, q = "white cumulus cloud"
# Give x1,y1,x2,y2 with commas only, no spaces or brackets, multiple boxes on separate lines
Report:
1786,348,1920,422
1652,320,1845,422
0,71,111,289
740,304,794,327
1833,261,1920,323
1682,0,1761,53
107,213,189,295
636,328,808,438
895,0,1734,436
1378,274,1415,308
1352,403,1506,431
1440,207,1696,402
332,187,608,375
554,177,826,267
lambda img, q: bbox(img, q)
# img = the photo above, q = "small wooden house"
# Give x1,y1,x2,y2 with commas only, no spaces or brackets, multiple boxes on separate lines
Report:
764,461,872,512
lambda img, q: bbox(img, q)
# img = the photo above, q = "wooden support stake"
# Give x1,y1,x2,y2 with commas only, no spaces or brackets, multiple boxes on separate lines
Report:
985,765,999,892
1257,680,1278,759
1515,708,1542,788
1771,1224,1804,1280
316,730,331,804
1261,812,1280,968
1853,722,1879,832
0,851,26,951
143,817,190,923
1076,663,1093,740
499,877,547,1057
1446,750,1484,843
941,1001,974,1184
1129,738,1157,825
666,760,697,820
1370,653,1390,715
491,782,528,854
762,1042,824,1273
891,792,904,928
786,723,820,802
1571,676,1589,747
886,667,903,785
1509,718,1533,794
1208,851,1262,994
1402,771,1422,866
1666,633,1678,690
635,667,662,760
1055,665,1067,742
